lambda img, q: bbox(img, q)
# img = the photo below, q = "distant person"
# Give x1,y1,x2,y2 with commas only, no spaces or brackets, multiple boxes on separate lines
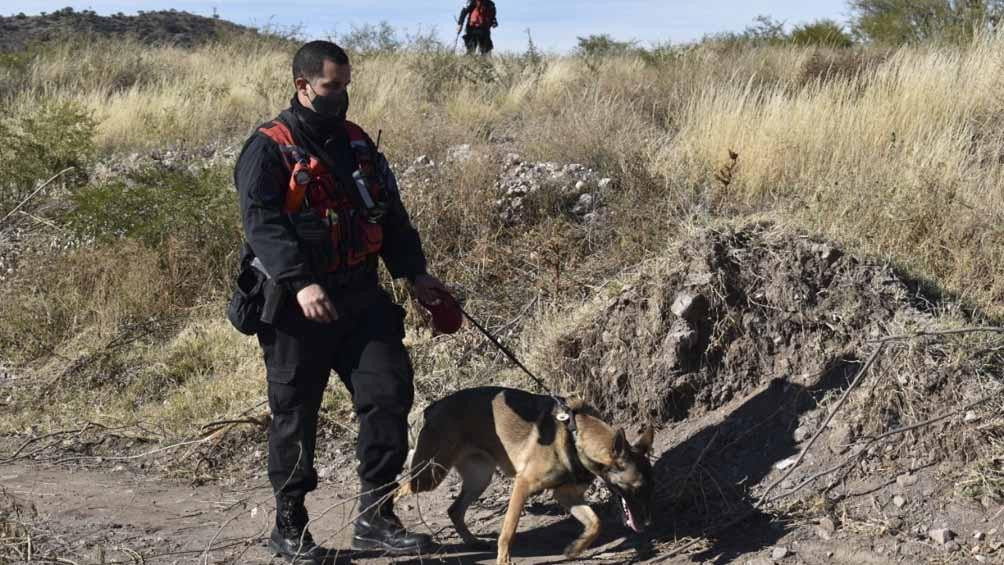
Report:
457,0,498,55
233,40,455,563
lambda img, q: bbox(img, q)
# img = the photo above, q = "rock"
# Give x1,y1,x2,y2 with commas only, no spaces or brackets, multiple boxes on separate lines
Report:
811,243,842,264
975,531,986,541
771,546,789,559
975,555,987,563
660,319,699,369
572,193,594,215
670,292,709,322
774,457,797,471
929,528,955,545
827,422,852,454
893,495,907,508
943,541,960,552
414,154,431,166
816,517,836,540
793,425,811,442
684,271,714,287
964,410,979,422
598,177,613,189
574,180,586,192
896,473,918,488
446,143,473,162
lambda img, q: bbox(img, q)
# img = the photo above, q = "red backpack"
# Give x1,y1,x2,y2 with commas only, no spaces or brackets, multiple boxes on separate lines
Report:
469,0,496,28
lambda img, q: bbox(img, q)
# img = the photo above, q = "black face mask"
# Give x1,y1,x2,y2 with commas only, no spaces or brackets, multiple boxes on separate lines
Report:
307,84,349,122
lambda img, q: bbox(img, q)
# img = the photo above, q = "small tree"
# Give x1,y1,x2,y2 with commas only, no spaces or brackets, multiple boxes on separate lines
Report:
575,34,637,57
790,19,855,47
849,0,1004,44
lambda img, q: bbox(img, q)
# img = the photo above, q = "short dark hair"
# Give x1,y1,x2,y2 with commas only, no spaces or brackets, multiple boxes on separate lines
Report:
292,40,350,81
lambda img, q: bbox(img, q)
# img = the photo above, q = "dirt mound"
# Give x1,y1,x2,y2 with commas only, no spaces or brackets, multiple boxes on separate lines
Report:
533,223,937,421
0,8,256,52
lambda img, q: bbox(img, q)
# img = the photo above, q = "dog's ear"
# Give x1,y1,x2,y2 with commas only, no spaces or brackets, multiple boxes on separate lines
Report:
633,425,654,455
612,428,628,458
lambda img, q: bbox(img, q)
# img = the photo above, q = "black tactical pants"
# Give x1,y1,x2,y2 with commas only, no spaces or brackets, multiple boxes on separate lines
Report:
257,288,414,498
463,27,493,55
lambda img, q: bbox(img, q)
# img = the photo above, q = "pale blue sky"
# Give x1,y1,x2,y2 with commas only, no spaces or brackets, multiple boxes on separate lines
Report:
6,1,853,52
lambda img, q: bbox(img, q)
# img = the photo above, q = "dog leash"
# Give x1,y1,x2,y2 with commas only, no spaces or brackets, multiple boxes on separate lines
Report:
453,301,578,432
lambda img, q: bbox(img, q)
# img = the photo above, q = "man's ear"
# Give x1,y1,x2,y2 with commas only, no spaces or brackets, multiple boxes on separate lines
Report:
612,428,628,458
294,76,310,95
633,425,654,455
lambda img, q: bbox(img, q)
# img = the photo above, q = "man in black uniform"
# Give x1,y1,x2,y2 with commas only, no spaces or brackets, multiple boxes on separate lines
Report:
457,0,499,55
234,40,446,563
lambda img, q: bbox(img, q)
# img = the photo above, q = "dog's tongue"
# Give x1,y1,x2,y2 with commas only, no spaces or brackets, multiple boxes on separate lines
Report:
621,497,641,533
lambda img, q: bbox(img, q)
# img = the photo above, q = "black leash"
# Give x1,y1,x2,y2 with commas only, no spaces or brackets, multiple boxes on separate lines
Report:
453,301,577,432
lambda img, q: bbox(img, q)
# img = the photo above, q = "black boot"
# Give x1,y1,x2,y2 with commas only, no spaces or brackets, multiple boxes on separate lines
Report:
268,494,325,564
352,483,433,554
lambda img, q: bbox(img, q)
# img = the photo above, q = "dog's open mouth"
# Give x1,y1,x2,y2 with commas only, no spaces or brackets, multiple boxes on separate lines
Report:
621,497,642,533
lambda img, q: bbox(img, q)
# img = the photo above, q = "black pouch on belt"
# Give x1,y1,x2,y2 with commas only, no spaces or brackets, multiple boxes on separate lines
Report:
227,262,267,335
289,209,334,276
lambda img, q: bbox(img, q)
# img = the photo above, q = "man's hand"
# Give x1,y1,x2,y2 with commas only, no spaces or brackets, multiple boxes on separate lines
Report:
297,283,338,323
411,274,450,305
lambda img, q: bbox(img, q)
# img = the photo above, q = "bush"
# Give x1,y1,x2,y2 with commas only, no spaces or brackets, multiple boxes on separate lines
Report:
66,164,242,287
850,0,1004,44
337,21,402,56
575,34,638,57
790,19,855,47
0,100,95,216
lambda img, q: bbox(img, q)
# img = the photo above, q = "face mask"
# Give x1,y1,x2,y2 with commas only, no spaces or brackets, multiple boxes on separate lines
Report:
307,83,349,121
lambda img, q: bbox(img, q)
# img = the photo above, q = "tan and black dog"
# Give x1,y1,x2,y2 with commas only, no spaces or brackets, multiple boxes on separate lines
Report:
395,387,654,564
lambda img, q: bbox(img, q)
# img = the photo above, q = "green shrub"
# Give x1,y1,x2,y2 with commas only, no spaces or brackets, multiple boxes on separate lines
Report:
337,21,402,56
790,20,855,47
575,34,638,57
850,0,1004,44
0,100,95,216
66,164,242,291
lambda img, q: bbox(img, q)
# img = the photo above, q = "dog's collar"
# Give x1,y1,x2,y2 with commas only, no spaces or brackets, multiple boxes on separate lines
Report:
553,396,577,433
563,417,594,484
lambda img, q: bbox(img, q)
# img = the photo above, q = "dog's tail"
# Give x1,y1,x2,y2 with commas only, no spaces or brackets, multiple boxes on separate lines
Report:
395,421,453,500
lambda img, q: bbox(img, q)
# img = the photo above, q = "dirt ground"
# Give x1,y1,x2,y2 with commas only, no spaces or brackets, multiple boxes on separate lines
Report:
3,377,1002,565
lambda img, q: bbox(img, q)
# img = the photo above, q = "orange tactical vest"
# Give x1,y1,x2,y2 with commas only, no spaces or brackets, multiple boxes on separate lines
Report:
469,0,494,28
257,119,384,272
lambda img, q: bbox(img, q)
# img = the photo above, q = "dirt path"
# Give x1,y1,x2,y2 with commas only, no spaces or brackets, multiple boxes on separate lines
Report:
0,459,642,564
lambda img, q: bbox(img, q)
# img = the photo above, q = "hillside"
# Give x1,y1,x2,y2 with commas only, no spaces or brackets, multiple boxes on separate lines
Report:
0,7,261,51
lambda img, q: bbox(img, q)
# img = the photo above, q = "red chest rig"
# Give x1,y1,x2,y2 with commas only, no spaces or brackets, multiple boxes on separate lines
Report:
257,119,385,272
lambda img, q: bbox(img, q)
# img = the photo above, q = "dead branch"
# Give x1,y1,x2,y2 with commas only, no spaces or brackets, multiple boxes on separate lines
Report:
0,168,75,226
872,326,1004,343
770,383,1004,502
757,342,886,506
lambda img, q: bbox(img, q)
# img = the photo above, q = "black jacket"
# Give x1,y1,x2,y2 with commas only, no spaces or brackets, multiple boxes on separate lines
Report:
234,97,427,291
458,0,498,30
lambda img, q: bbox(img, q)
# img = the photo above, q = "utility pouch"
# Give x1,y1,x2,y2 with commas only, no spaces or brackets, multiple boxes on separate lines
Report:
259,278,287,326
289,209,334,276
227,262,267,335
